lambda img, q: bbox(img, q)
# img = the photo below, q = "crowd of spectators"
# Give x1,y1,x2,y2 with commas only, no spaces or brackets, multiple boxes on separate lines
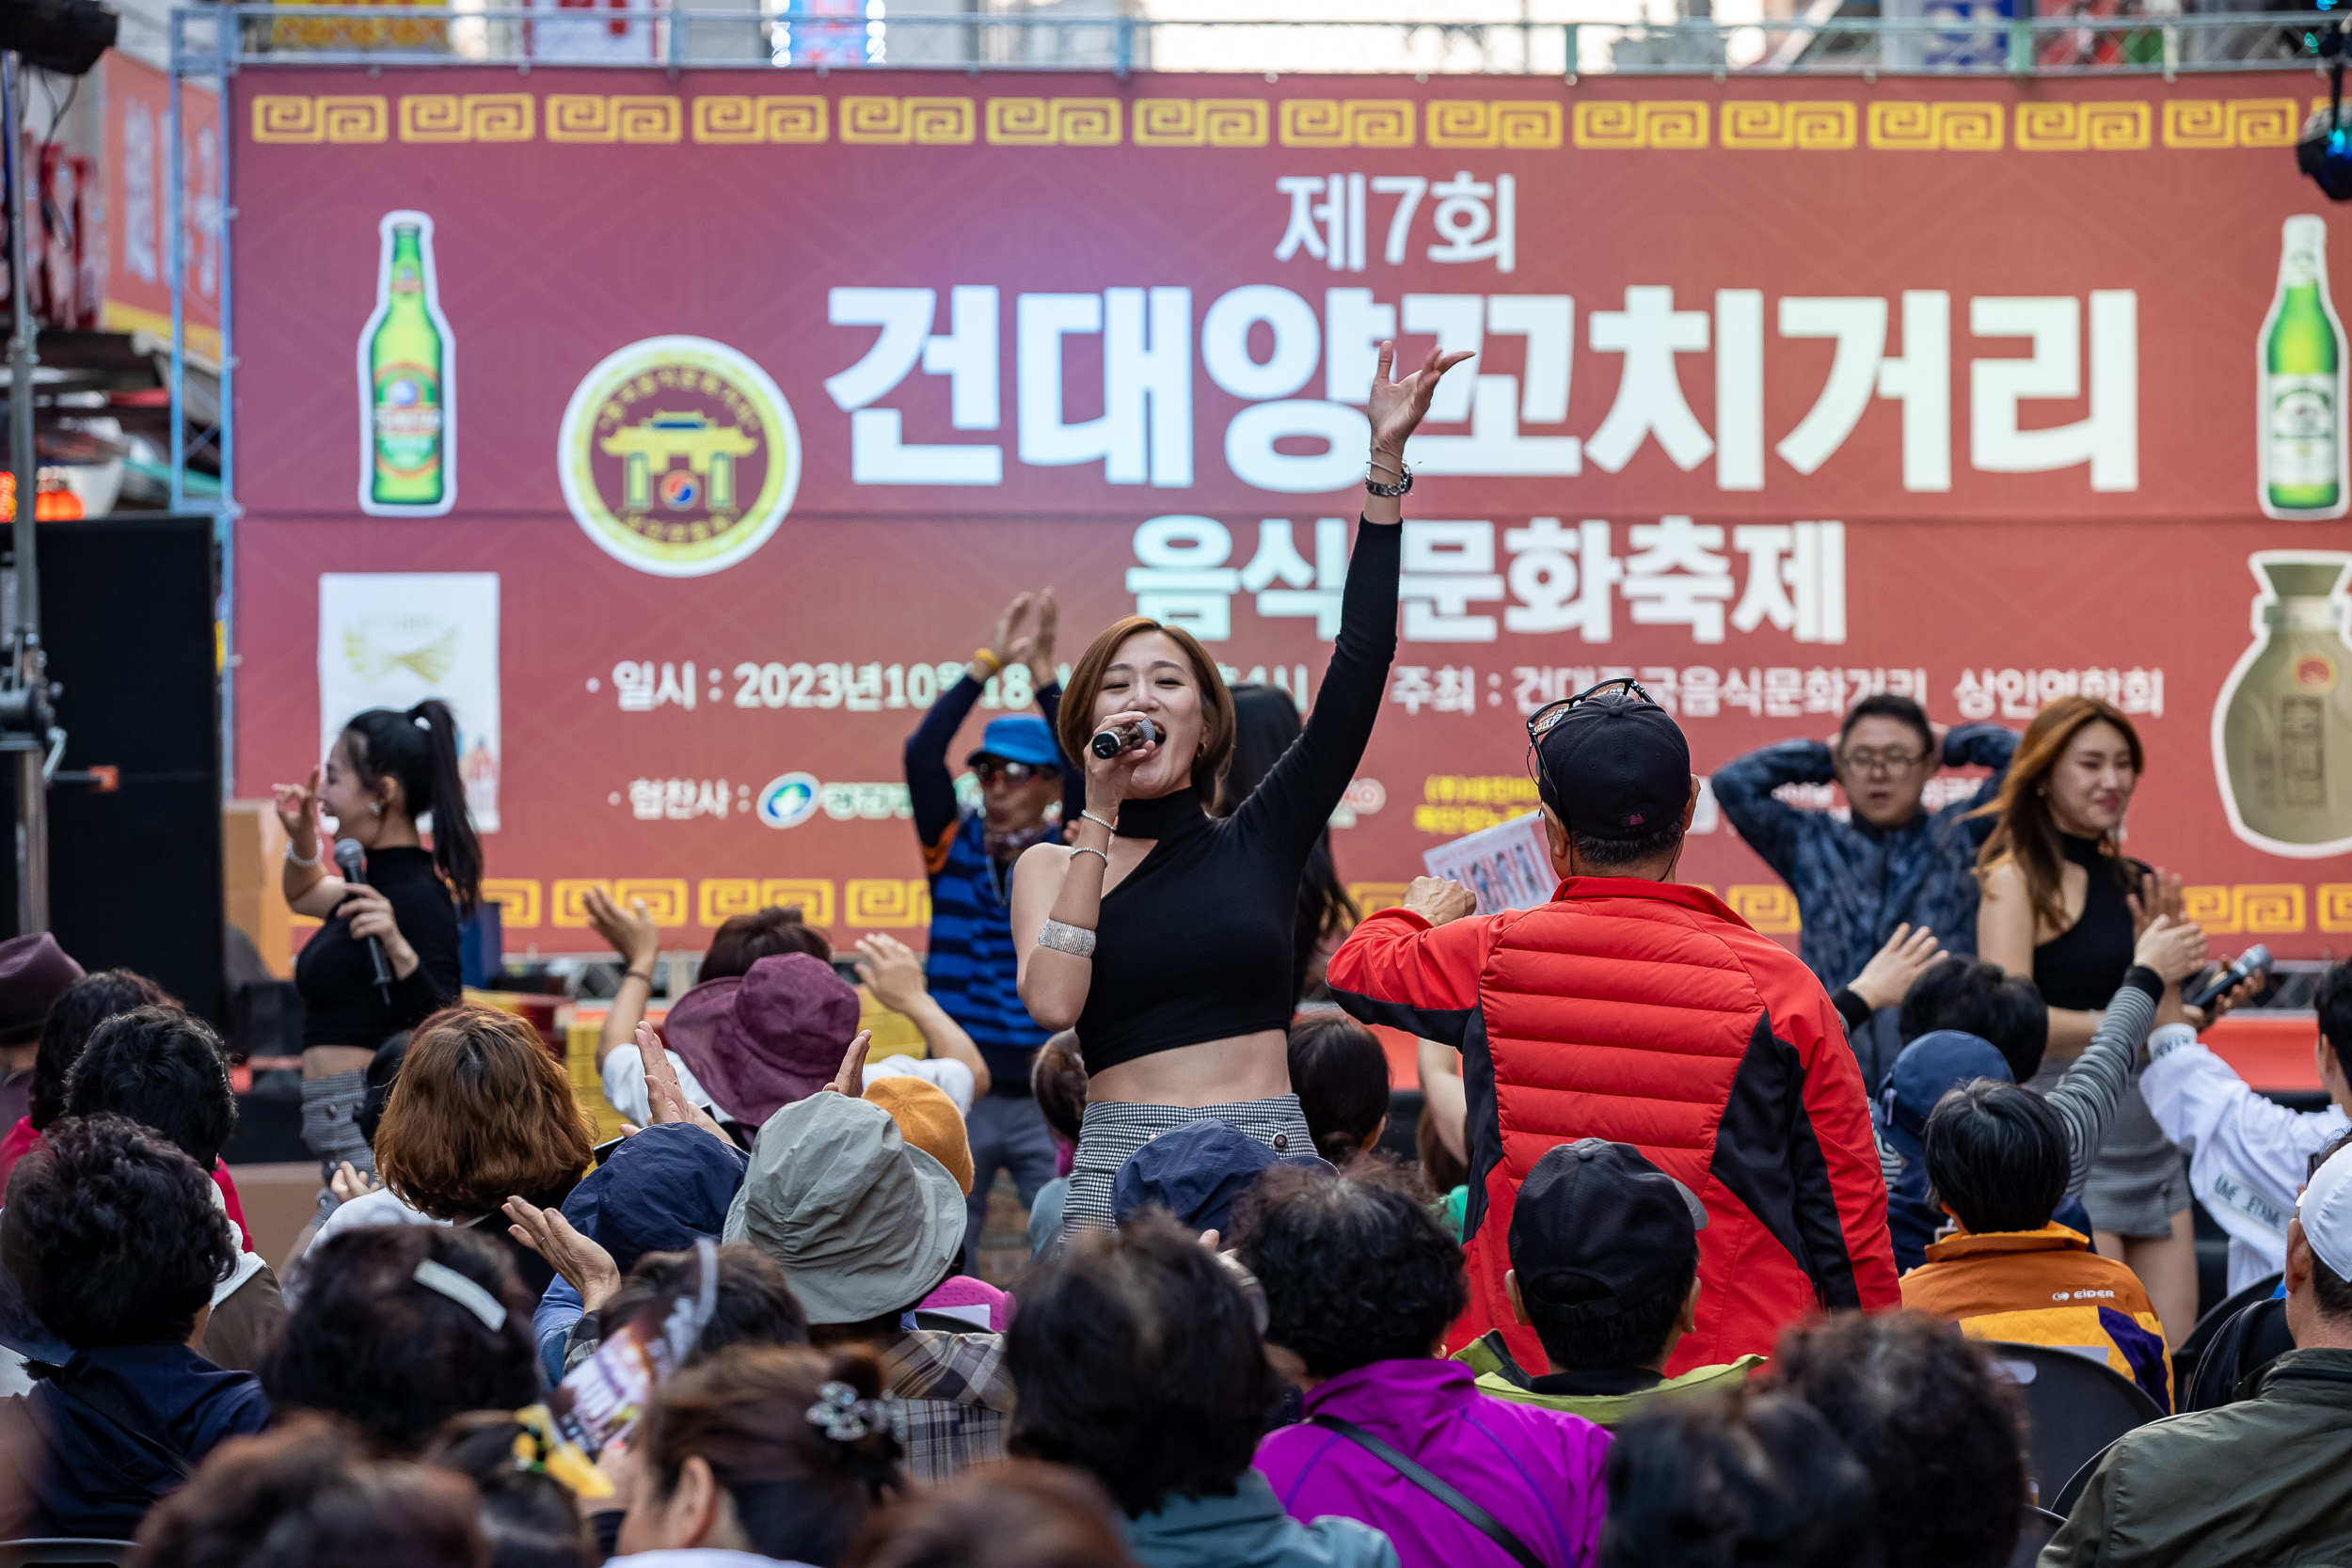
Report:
0,670,2340,1567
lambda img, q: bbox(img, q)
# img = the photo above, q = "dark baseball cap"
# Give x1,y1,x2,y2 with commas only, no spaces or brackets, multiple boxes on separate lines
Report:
1533,687,1692,840
1112,1118,1337,1238
1509,1138,1706,1320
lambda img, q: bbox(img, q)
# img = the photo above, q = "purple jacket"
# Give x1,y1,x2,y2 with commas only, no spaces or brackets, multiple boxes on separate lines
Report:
1253,1359,1610,1568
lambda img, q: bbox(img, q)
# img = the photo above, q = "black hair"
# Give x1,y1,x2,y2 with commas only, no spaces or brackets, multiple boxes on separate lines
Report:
30,968,175,1132
1030,1033,1088,1147
1923,1079,2068,1236
342,700,485,914
358,1030,411,1148
595,1243,809,1363
1232,1164,1466,1381
65,1004,237,1170
1217,686,1360,1003
423,1413,595,1568
1569,822,1686,870
704,906,833,980
1524,1259,1696,1374
1007,1212,1278,1517
1,1113,234,1347
1898,958,2048,1082
1839,692,1934,755
1599,1390,1881,1568
1284,1015,1390,1164
262,1226,539,1454
1770,1311,2028,1568
2320,959,2352,1083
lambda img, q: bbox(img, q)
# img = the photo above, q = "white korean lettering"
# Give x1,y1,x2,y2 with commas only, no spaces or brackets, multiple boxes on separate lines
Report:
1425,172,1514,273
1503,517,1618,641
1969,292,2137,491
1401,294,1484,423
828,285,1003,486
1372,175,1427,266
1245,517,1351,639
1715,290,1765,492
1017,289,1193,485
1203,285,1320,400
1586,288,1714,474
1326,288,1397,404
1128,515,1239,641
1621,516,1733,642
1400,520,1502,642
1411,294,1581,479
1728,521,1846,644
1775,296,1886,477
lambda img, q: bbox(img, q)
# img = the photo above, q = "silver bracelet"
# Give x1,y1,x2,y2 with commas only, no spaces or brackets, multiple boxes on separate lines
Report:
1038,918,1097,958
284,841,321,868
1070,846,1110,870
1079,810,1117,835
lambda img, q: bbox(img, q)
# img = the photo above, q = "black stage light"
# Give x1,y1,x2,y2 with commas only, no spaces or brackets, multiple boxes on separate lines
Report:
0,0,118,77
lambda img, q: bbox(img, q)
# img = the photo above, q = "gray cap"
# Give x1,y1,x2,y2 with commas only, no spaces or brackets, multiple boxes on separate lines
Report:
723,1091,966,1325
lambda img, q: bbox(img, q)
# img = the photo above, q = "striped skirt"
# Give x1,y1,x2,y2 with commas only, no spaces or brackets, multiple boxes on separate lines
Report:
1061,1094,1313,1237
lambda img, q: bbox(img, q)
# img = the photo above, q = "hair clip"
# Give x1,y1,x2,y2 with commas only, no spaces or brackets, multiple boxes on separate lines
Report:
414,1259,508,1332
805,1381,892,1444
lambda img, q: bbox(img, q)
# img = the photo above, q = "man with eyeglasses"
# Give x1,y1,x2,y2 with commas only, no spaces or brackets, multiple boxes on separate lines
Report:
1328,679,1899,1375
1712,693,2021,1087
904,591,1082,1267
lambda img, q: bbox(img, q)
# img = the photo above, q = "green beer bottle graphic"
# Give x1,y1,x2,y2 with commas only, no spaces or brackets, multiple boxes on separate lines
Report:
2213,551,2352,857
358,211,455,516
2260,215,2347,521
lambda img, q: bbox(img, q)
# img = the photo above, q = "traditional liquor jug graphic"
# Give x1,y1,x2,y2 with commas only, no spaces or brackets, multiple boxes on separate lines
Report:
2213,551,2352,857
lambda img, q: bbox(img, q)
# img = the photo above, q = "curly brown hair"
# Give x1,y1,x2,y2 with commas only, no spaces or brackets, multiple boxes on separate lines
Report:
373,1003,594,1220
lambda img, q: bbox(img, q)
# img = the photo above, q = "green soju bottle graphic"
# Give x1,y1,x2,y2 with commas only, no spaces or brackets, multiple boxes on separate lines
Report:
2213,551,2352,857
2260,214,2347,521
358,211,455,516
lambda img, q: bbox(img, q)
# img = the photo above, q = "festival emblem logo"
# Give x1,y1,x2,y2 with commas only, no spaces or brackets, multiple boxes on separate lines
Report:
558,336,801,578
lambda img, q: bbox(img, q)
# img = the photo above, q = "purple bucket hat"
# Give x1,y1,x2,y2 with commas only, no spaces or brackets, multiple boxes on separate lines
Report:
661,952,860,1126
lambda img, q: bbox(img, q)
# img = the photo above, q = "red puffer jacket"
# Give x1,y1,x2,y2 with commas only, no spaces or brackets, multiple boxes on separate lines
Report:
1329,877,1899,1376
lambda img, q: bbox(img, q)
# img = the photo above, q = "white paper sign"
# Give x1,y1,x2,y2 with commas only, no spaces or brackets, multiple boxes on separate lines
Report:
317,573,501,832
1422,810,1554,915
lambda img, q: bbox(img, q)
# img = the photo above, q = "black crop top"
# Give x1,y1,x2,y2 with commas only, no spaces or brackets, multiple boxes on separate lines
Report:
294,846,464,1049
1072,520,1398,1074
2032,832,2144,1013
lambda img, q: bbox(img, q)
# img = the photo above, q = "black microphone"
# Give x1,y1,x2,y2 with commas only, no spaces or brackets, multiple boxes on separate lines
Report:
333,839,396,1009
2184,944,2274,1011
1089,718,1160,760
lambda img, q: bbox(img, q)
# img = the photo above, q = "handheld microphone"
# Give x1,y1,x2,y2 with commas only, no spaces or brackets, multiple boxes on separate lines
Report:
2184,943,2274,1011
333,839,396,1009
1089,718,1160,760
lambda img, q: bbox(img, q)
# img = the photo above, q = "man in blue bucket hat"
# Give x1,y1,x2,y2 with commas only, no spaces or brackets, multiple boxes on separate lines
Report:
904,592,1083,1268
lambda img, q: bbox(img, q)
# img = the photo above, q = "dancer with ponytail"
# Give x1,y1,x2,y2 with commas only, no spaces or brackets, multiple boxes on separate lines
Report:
274,700,482,1202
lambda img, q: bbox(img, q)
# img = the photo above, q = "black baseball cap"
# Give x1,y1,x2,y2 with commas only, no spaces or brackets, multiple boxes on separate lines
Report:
1509,1138,1707,1321
1531,685,1692,840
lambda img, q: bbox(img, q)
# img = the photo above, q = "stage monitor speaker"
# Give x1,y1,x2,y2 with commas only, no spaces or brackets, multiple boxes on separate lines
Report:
0,515,225,1026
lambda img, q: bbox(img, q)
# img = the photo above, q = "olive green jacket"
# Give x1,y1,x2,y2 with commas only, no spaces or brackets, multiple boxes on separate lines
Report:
2042,1347,2352,1567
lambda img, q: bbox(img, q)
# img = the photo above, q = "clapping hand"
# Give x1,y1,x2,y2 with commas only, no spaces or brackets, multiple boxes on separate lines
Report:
585,888,660,974
1848,923,1947,1013
2127,868,2185,939
635,1021,733,1144
2133,914,2208,985
503,1194,623,1312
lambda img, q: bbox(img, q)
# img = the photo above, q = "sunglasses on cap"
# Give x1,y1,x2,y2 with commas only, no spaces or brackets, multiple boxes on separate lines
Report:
970,758,1053,785
1525,676,1659,743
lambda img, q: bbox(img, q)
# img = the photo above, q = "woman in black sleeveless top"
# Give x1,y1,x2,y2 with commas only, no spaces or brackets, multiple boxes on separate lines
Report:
275,701,482,1198
1011,341,1470,1233
1976,696,2196,1341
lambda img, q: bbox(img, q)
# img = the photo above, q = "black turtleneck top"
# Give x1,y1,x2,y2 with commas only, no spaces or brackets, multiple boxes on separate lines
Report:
1072,520,1400,1076
294,846,464,1049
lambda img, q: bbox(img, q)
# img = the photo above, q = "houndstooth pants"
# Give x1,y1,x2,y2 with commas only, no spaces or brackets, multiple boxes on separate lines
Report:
1060,1094,1313,1237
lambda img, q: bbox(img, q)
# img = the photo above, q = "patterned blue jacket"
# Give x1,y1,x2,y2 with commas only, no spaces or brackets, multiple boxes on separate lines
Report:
1712,723,2020,1082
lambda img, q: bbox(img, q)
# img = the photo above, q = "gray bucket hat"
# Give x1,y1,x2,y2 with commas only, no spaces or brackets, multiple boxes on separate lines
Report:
723,1090,966,1325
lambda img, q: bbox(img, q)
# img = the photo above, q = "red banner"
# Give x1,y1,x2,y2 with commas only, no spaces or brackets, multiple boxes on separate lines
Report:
100,54,221,357
230,69,2352,958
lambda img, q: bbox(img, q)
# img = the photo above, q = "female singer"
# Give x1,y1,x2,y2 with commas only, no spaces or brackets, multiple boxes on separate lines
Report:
1975,695,2195,1339
1011,340,1470,1232
274,700,481,1199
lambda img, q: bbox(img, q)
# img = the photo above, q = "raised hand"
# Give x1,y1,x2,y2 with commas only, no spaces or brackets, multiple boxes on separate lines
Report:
1367,339,1475,457
977,592,1035,680
636,1020,732,1144
852,934,929,1014
820,1029,875,1099
1848,923,1948,1013
585,887,660,973
2132,914,2208,985
2127,868,2185,939
274,768,322,847
1027,588,1059,687
503,1193,623,1312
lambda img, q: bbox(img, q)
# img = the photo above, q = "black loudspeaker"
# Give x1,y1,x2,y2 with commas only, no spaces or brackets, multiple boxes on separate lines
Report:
0,516,224,1026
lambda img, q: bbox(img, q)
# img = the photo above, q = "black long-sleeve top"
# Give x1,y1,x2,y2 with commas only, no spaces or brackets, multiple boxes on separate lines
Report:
1073,520,1398,1075
294,846,462,1049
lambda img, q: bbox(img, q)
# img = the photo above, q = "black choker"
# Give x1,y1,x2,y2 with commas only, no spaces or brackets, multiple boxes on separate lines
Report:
1114,787,1208,840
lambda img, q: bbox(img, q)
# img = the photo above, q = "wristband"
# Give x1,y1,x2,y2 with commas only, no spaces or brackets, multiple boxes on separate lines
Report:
285,841,321,868
2148,1022,2198,1062
1038,919,1097,958
971,647,1004,676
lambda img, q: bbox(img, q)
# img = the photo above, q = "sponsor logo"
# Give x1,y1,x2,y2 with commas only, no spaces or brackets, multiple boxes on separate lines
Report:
756,772,819,830
558,335,801,578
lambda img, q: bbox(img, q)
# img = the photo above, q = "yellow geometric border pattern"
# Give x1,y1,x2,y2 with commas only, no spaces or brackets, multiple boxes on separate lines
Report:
476,876,2347,937
247,92,2321,151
